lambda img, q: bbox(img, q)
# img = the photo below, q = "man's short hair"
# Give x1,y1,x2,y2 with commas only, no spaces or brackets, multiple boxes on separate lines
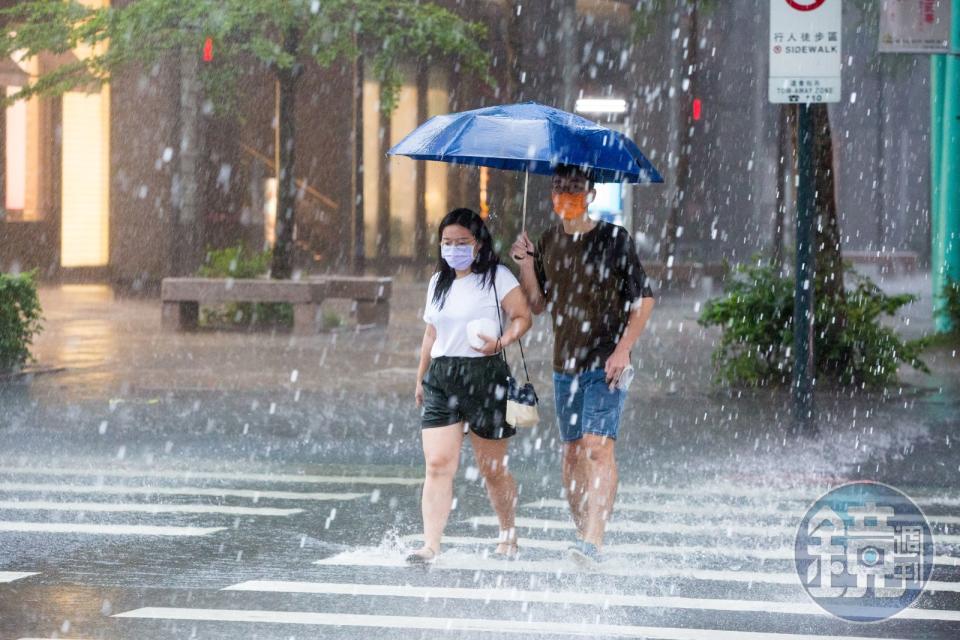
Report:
554,164,595,190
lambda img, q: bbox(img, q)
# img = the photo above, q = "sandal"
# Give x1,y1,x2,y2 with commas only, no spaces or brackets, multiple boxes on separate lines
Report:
492,541,520,559
405,547,437,565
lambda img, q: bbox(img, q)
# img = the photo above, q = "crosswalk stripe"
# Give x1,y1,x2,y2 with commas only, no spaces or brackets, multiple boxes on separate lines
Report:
0,466,424,486
524,498,960,525
468,516,960,544
0,571,38,583
111,607,917,639
0,521,226,536
400,535,960,567
222,580,960,622
0,482,367,502
312,552,960,592
618,484,960,507
0,500,303,517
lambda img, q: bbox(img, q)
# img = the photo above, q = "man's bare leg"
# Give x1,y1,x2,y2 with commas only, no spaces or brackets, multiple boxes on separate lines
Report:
579,434,618,549
562,440,590,538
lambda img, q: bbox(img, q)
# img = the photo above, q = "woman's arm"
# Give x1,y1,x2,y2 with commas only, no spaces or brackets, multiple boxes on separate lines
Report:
415,324,437,407
474,287,532,355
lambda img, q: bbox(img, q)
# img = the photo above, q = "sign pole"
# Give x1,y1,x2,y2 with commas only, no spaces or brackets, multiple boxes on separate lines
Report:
769,0,841,427
793,103,815,425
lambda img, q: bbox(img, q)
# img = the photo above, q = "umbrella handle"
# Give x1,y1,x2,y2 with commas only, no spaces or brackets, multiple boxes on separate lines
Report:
522,170,528,233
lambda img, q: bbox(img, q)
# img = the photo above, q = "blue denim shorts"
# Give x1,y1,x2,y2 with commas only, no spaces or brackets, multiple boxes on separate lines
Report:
553,369,626,442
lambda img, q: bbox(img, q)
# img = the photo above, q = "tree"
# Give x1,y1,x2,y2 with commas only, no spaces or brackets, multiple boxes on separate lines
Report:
1,0,492,278
633,0,715,273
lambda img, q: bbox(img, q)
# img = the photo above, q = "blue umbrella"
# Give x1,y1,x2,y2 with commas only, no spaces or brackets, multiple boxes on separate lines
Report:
388,101,663,229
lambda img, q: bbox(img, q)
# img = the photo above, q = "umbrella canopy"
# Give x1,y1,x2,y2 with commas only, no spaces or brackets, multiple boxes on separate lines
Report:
387,101,663,184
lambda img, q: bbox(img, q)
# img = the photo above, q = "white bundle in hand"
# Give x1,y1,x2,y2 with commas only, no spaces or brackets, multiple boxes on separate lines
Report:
466,318,500,350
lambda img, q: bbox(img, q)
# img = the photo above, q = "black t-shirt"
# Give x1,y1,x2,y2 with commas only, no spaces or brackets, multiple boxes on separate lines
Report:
534,221,654,374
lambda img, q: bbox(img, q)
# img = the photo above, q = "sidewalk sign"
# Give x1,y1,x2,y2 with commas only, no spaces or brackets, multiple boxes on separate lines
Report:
769,0,842,104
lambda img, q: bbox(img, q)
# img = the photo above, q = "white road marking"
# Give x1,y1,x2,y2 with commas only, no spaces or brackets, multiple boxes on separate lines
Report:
312,551,960,592
0,571,38,583
0,482,366,502
0,521,225,536
0,500,303,517
467,516,960,544
111,607,919,639
222,580,960,622
399,534,960,567
618,484,960,507
0,466,423,486
525,498,960,525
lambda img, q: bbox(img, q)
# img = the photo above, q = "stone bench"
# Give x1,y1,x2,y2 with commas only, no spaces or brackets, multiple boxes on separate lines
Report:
311,276,392,327
643,262,729,289
845,250,918,274
161,278,327,335
160,276,392,334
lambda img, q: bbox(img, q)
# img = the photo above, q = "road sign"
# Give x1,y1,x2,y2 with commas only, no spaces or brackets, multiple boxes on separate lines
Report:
879,0,952,53
769,0,842,104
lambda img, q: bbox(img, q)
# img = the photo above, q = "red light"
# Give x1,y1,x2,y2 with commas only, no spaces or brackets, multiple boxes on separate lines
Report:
203,37,214,62
692,98,702,121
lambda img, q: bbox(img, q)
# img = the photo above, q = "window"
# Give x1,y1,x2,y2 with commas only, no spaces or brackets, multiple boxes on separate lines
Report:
5,87,26,212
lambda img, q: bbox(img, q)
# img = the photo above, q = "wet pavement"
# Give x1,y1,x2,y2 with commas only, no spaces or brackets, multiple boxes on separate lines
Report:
1,271,959,639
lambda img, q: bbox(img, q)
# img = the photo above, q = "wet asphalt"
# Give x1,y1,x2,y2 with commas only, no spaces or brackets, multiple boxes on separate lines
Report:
0,275,958,639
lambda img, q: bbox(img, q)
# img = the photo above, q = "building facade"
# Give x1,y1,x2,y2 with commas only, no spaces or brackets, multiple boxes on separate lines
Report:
0,0,933,288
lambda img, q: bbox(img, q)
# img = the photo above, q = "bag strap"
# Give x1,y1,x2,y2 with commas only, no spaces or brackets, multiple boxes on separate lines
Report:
493,274,531,384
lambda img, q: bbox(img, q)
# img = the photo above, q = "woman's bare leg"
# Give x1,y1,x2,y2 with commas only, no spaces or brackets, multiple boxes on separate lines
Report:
469,431,517,554
411,423,464,558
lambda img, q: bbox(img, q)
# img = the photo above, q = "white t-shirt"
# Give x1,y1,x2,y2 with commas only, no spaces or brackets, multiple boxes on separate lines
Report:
423,265,520,358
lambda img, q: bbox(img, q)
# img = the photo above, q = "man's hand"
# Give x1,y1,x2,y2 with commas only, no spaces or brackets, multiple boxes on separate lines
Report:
473,333,503,356
415,381,424,407
605,348,631,390
511,231,534,267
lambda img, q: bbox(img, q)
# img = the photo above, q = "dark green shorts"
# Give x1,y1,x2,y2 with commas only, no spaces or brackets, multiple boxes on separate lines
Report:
421,355,516,440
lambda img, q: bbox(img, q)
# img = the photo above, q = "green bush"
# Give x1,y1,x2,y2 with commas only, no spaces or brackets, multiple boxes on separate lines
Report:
196,245,292,327
936,275,960,333
698,259,929,389
0,270,43,372
322,309,343,330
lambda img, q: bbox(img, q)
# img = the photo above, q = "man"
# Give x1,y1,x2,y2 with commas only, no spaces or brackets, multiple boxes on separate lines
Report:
511,165,655,566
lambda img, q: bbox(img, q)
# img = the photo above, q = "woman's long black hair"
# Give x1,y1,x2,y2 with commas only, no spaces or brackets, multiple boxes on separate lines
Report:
432,208,500,310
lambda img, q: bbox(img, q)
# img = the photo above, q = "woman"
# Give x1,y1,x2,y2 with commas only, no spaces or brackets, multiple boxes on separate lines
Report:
407,208,532,564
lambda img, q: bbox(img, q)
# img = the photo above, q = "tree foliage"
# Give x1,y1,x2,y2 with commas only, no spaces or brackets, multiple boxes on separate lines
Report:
0,0,491,113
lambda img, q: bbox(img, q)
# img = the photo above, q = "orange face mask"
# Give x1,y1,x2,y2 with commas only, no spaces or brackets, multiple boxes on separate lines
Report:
552,192,590,220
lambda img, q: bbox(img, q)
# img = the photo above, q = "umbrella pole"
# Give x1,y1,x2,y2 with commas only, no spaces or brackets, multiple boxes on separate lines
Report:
522,170,529,233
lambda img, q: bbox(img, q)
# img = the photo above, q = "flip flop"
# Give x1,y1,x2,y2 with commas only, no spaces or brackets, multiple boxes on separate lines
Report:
405,547,437,565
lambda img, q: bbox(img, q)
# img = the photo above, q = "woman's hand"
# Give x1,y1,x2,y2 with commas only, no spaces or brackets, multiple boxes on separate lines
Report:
415,381,425,407
473,333,503,356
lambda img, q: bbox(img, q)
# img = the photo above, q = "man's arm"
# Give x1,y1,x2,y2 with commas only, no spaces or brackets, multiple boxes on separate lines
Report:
604,297,655,386
511,231,546,315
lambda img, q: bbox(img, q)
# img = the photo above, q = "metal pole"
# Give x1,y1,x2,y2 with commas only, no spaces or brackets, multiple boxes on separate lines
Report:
793,103,815,426
932,52,945,328
522,170,529,233
933,0,960,333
